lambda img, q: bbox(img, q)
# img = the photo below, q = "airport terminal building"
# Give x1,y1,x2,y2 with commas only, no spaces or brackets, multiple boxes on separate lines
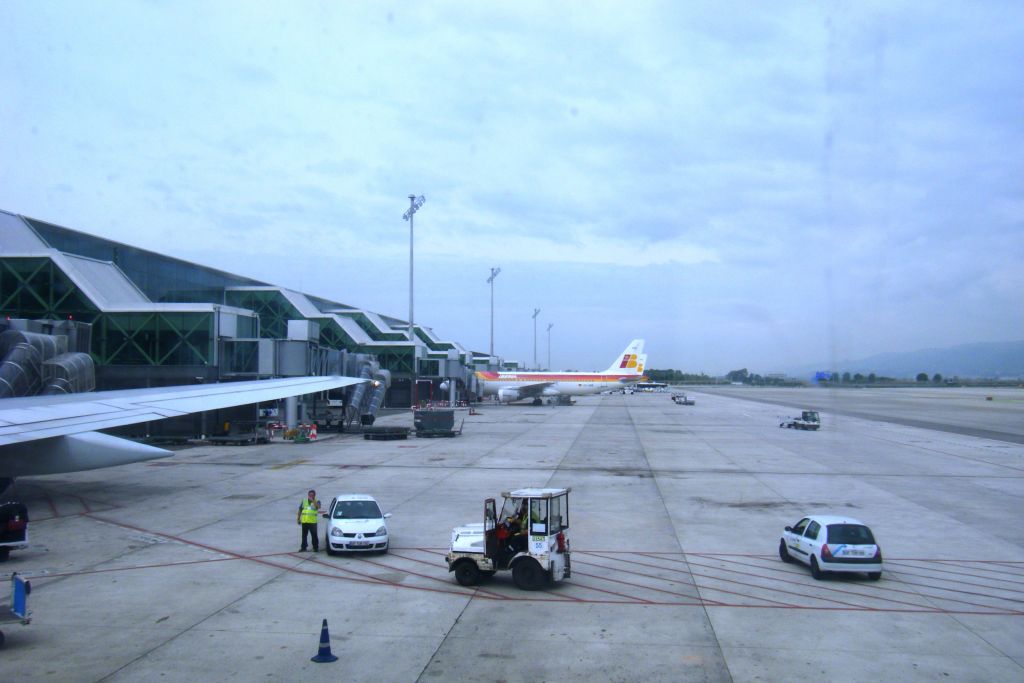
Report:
0,209,497,433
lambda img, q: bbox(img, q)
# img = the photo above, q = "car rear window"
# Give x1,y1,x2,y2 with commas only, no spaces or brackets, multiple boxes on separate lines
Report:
827,524,875,545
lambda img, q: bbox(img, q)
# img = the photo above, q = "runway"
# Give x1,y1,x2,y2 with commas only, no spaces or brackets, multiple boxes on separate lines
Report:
3,389,1022,681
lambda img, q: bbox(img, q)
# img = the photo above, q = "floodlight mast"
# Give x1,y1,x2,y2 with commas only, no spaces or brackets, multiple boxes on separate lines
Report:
487,267,501,357
532,308,541,369
547,322,554,370
403,194,425,405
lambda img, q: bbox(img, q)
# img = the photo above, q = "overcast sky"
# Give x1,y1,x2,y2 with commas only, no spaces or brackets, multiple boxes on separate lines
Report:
2,1,1022,373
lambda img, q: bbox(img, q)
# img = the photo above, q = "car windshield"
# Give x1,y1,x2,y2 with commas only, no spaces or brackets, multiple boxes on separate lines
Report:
333,500,382,519
827,524,875,545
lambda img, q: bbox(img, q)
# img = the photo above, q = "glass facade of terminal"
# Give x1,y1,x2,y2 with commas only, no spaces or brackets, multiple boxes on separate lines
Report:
26,218,263,303
1,257,100,322
2,213,480,406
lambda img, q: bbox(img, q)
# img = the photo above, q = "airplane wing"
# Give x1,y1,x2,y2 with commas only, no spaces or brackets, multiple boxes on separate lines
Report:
0,376,364,446
0,376,366,480
501,382,554,399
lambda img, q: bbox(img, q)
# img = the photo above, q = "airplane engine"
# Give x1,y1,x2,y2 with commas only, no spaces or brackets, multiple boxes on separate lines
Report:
497,388,521,403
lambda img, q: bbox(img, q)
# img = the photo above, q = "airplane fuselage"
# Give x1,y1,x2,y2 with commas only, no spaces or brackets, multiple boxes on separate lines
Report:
475,339,647,404
475,371,640,402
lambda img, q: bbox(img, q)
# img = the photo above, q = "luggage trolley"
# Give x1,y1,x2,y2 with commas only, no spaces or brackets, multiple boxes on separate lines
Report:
0,573,31,647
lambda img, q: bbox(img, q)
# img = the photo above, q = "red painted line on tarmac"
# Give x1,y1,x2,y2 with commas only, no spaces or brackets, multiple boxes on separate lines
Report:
683,554,956,611
687,554,1023,614
569,569,711,605
885,559,1024,585
45,495,59,518
927,559,1024,578
35,555,251,580
48,522,1024,615
669,553,942,612
876,557,1024,566
80,515,508,599
880,562,1024,592
388,549,584,602
556,579,659,604
578,550,802,609
569,556,724,605
321,552,513,601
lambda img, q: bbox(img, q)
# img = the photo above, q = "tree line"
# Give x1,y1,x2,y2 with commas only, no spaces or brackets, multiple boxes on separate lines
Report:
646,368,956,386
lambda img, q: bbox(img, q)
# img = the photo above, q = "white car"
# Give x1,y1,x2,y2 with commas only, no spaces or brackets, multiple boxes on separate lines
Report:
779,515,882,580
323,494,391,554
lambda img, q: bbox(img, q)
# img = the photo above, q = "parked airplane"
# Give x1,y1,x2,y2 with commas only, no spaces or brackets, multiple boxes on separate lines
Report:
476,339,646,404
0,375,364,490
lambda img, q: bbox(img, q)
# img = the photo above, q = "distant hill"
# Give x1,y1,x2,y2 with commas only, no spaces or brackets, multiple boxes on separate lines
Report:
791,341,1024,380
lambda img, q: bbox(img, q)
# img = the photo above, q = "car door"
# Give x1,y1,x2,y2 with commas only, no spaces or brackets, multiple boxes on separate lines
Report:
801,520,822,561
786,518,811,561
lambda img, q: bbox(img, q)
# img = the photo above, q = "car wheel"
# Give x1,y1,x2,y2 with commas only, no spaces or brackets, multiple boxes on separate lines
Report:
480,570,496,578
324,534,335,556
454,560,481,587
868,571,881,581
810,555,823,580
380,542,389,555
512,558,547,590
779,540,793,563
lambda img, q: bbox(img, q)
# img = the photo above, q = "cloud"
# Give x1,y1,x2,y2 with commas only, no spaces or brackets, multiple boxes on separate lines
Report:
0,1,1021,370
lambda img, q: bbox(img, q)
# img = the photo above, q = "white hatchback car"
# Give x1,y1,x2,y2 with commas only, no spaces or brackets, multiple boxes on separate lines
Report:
779,515,882,580
323,494,391,554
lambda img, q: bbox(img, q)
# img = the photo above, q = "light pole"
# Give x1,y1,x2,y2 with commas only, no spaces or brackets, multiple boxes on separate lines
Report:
546,323,553,370
403,194,425,406
532,308,541,369
487,267,501,357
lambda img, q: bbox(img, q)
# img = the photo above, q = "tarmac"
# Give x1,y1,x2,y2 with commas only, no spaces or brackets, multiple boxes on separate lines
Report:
2,387,1023,682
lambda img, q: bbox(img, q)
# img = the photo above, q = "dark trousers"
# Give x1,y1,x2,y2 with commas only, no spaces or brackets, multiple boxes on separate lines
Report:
301,523,319,550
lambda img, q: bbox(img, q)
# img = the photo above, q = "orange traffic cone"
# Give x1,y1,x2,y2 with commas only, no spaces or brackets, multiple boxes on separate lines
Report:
309,423,318,441
310,618,338,663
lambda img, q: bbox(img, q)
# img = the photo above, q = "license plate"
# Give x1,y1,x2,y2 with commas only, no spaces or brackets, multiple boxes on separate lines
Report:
349,542,370,548
845,549,865,556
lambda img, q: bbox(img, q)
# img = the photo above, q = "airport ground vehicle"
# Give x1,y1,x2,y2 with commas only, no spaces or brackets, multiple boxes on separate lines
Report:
779,515,882,580
322,494,391,554
446,488,571,590
779,410,820,430
672,394,695,405
0,501,28,561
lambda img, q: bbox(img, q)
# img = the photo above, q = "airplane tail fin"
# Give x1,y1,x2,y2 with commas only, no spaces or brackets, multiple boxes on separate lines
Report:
604,339,645,374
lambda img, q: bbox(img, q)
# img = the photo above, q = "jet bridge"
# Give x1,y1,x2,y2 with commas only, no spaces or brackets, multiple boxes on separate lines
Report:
0,322,95,399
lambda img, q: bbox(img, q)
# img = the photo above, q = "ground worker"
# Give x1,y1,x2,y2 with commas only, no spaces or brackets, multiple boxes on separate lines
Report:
509,500,529,554
298,489,321,551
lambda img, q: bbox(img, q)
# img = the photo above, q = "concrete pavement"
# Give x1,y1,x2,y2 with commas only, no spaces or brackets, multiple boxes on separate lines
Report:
2,389,1022,681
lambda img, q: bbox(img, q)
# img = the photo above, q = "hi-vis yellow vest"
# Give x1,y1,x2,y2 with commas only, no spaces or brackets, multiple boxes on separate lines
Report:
300,499,318,524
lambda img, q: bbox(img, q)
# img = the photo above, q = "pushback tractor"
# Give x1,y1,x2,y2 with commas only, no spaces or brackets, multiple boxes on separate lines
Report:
446,488,571,590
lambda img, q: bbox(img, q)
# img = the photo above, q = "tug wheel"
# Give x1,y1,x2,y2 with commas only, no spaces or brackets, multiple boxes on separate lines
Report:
454,560,481,587
512,558,547,590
